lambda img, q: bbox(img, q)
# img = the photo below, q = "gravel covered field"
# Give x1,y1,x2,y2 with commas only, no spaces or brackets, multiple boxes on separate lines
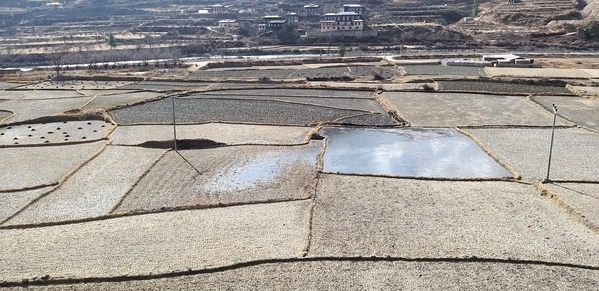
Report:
0,141,107,191
109,98,370,126
380,92,572,127
0,97,94,123
311,174,599,266
0,201,310,282
463,127,599,182
109,123,311,146
531,95,599,131
0,120,112,146
437,80,570,95
402,65,486,77
22,90,84,100
5,146,165,226
0,187,55,223
82,91,163,110
115,142,321,212
204,88,374,99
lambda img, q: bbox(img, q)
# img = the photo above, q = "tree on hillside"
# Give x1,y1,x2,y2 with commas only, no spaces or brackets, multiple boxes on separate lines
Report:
50,46,71,78
472,0,480,17
107,34,117,48
338,44,346,57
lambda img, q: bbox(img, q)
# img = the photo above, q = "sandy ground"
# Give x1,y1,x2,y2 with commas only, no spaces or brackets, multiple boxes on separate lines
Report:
0,90,28,100
543,183,599,231
0,187,55,223
311,175,599,266
0,141,107,191
380,92,573,127
82,91,163,110
0,201,311,282
0,97,94,123
463,127,599,182
3,261,597,290
4,146,165,226
532,95,599,131
485,67,594,79
109,123,312,146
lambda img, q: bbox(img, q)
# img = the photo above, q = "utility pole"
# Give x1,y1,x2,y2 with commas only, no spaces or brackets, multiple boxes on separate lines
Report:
545,104,558,182
171,94,202,175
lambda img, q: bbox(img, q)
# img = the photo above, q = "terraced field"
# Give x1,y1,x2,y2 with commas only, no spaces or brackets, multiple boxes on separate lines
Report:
2,62,599,289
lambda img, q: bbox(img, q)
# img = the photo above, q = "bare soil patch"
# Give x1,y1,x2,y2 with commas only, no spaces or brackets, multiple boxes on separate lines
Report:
0,201,310,281
22,90,85,100
0,97,94,123
0,90,27,100
115,142,321,212
0,141,107,191
5,146,165,226
83,92,163,110
381,92,572,127
463,128,599,182
531,95,599,131
311,175,599,266
0,187,55,224
109,124,312,146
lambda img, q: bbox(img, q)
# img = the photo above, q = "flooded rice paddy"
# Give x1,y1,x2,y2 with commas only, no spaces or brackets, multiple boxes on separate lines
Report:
321,127,511,178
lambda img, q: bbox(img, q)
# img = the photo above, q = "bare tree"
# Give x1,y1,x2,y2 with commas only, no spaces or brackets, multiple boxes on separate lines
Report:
49,46,71,78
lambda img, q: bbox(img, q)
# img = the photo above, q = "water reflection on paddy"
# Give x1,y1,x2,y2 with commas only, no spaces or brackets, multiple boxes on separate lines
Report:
321,127,511,179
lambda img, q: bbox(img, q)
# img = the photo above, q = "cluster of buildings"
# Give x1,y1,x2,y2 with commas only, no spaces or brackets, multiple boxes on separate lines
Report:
211,4,370,36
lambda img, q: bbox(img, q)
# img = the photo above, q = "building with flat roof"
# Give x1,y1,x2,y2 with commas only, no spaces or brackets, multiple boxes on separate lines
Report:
321,11,363,32
343,4,365,15
304,4,320,15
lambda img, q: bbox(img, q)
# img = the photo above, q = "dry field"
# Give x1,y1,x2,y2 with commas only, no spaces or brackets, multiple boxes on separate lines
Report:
109,123,312,146
1,61,599,288
5,146,165,226
311,175,599,266
0,141,106,191
380,92,573,127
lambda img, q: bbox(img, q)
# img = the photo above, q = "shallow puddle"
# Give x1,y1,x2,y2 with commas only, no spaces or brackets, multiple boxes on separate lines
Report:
202,143,320,193
321,127,511,178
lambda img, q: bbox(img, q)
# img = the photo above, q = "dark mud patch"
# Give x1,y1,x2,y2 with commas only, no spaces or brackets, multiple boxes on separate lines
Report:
138,139,225,149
